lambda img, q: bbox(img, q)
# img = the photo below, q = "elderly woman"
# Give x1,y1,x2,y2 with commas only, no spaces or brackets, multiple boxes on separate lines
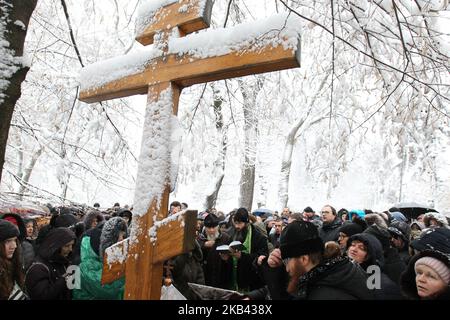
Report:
400,249,450,300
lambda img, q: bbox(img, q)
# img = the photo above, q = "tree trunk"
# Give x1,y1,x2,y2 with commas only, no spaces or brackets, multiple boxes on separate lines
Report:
238,78,263,211
18,146,43,199
0,0,38,184
204,87,228,210
278,74,329,208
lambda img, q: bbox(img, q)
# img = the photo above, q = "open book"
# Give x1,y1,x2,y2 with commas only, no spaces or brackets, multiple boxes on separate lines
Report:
188,283,244,300
216,240,246,253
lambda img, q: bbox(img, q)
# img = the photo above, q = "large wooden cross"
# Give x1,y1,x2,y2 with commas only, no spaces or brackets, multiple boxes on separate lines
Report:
78,0,300,300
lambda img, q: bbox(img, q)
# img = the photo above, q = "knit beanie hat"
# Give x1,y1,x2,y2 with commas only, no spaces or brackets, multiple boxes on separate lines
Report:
415,257,450,284
0,220,20,242
280,220,324,259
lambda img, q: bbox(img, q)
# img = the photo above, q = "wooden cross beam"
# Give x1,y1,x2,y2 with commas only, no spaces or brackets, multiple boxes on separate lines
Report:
78,0,301,300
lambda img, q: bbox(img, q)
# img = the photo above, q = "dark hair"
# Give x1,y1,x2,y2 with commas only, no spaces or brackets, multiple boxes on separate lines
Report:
170,201,181,208
0,238,24,299
324,205,337,216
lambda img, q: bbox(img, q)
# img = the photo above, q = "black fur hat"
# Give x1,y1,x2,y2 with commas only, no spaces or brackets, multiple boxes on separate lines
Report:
280,220,324,259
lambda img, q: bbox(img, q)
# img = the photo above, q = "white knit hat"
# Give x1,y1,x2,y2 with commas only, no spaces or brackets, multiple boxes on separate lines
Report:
415,256,450,284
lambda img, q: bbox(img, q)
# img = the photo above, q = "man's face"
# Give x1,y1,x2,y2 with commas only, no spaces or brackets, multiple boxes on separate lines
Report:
391,236,404,249
285,256,308,294
233,221,247,232
282,208,290,216
205,226,219,237
274,222,283,235
303,211,314,219
321,206,335,223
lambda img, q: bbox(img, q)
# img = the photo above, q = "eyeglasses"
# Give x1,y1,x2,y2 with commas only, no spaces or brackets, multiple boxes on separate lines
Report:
321,211,331,214
282,258,290,266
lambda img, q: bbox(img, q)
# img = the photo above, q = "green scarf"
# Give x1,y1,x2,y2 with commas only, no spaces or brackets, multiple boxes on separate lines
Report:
232,225,252,293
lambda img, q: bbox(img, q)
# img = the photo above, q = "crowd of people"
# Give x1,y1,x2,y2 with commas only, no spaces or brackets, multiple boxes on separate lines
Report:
1,200,449,300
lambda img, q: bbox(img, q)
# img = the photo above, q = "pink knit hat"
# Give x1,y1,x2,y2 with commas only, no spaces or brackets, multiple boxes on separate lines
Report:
415,257,450,284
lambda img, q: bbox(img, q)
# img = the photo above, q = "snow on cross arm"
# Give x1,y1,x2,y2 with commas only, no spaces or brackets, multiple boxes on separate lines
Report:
149,209,187,244
78,13,301,93
136,0,208,35
168,13,302,59
78,45,163,94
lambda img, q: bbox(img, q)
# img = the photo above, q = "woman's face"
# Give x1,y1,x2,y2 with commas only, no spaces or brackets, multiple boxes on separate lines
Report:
60,240,75,258
4,237,18,259
415,264,448,299
26,222,34,237
347,240,367,264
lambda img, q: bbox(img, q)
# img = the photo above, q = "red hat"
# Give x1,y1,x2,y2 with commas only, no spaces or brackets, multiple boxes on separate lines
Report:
3,216,18,226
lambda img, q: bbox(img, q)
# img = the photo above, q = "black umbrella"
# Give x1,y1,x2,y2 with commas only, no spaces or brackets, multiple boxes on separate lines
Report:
392,202,437,221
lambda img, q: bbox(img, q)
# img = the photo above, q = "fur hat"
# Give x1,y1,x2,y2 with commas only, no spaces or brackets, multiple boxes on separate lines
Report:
410,228,450,254
203,213,219,228
388,220,411,242
99,217,128,259
365,213,388,229
0,220,20,242
279,220,324,259
423,212,449,228
363,224,391,250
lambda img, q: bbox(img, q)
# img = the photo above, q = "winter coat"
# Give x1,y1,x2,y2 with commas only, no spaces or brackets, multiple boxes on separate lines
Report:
363,224,406,284
296,256,375,300
400,249,450,300
319,217,342,242
25,228,76,300
251,258,290,300
226,224,269,292
347,233,403,299
198,231,233,289
72,226,124,300
168,239,205,300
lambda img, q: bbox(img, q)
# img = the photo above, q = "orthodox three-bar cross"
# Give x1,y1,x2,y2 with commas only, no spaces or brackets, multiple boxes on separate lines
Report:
78,0,300,300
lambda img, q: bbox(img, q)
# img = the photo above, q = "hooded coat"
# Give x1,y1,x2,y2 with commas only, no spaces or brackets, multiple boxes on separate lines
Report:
347,233,403,299
25,228,76,300
400,249,450,300
72,218,126,300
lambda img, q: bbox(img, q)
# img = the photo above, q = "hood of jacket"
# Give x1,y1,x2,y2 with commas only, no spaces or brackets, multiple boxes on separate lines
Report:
99,217,128,258
1,213,26,241
348,233,385,270
38,227,76,261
